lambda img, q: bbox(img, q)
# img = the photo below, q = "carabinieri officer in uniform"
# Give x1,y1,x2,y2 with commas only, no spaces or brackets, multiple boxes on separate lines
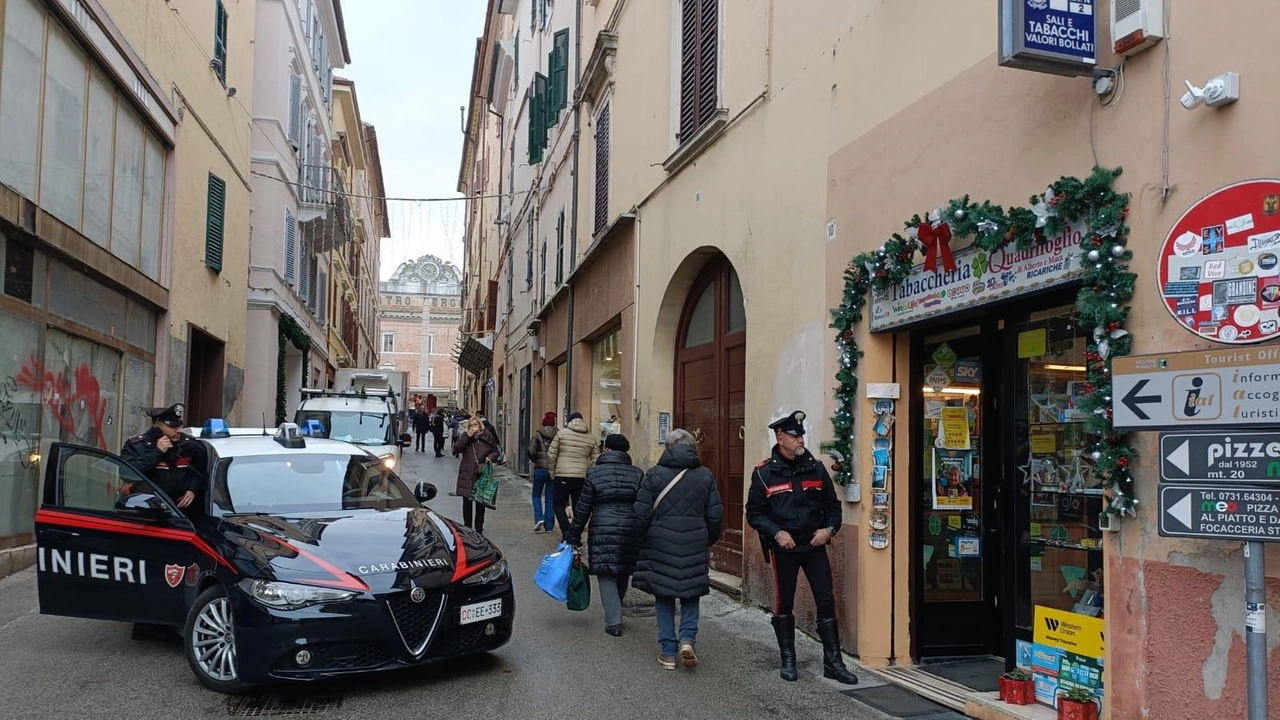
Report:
746,410,858,685
120,403,201,510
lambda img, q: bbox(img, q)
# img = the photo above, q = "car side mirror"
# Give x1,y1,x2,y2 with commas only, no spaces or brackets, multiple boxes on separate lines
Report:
413,482,437,504
115,492,169,518
399,433,413,447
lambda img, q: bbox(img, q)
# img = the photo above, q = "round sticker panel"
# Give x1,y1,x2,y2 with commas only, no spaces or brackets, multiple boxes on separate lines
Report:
1158,179,1280,344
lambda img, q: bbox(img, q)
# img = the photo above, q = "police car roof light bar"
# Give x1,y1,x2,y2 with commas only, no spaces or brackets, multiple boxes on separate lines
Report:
201,418,231,439
274,422,307,449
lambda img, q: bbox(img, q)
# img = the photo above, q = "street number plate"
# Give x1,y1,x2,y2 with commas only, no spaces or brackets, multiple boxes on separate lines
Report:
459,599,502,625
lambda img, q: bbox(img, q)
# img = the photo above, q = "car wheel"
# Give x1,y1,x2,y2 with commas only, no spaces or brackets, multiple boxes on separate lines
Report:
183,585,247,694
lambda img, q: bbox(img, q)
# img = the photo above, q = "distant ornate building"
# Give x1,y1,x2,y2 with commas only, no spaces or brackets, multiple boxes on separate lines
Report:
378,255,463,407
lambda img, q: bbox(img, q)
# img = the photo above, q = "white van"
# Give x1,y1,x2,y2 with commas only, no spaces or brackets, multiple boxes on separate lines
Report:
293,385,411,470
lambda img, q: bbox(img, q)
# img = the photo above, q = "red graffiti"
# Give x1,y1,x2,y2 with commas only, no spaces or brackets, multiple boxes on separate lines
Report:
15,356,108,450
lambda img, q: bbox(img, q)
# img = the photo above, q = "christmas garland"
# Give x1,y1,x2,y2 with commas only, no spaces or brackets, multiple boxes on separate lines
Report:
276,313,312,425
821,166,1139,519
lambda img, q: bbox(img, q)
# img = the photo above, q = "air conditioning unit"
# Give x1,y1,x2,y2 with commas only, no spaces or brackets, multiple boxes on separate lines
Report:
1110,0,1164,56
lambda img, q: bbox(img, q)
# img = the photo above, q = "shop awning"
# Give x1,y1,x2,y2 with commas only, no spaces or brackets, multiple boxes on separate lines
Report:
455,335,494,377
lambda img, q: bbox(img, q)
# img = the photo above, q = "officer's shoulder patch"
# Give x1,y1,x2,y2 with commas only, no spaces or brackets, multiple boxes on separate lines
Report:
755,458,771,470
126,434,147,443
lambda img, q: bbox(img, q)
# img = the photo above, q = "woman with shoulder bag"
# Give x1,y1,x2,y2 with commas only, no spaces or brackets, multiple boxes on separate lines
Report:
452,416,500,533
564,433,644,637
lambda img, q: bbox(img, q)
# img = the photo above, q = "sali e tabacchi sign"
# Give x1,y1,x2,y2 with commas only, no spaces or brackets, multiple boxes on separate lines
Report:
870,220,1086,331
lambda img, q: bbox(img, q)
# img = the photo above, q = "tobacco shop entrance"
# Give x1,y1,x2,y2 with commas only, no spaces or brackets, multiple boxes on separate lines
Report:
871,240,1105,672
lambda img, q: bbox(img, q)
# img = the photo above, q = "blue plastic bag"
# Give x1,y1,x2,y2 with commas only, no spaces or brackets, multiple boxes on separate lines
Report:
534,542,574,602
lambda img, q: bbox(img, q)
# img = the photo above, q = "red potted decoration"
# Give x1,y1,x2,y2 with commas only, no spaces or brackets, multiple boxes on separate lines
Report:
999,669,1034,705
1057,687,1100,720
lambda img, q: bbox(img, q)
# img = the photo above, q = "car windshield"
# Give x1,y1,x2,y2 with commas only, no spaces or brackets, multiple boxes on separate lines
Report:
295,410,391,446
213,453,418,514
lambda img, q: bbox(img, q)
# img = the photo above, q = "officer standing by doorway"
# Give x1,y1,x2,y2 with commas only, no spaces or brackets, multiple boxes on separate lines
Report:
746,410,859,685
120,403,201,511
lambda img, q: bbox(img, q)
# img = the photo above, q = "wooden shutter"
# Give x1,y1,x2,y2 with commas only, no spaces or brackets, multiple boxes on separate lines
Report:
678,0,717,140
697,0,717,127
284,210,297,283
555,210,564,284
299,233,311,301
205,173,226,273
288,74,302,148
526,214,534,286
309,257,319,311
594,102,610,234
214,0,228,85
318,270,328,325
553,29,569,113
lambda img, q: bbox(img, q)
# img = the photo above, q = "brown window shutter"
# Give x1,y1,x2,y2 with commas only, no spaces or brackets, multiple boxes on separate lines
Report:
486,279,499,330
698,0,717,125
594,102,610,234
678,0,699,140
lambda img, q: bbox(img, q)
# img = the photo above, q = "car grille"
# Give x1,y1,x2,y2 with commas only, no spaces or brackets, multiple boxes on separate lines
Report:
316,642,394,670
430,624,489,657
386,591,445,656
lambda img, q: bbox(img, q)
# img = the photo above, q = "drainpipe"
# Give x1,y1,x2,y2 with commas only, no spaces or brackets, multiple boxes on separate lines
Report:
564,0,583,420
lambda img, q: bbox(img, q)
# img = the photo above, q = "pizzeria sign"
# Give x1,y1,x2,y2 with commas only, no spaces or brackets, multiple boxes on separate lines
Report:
871,221,1086,332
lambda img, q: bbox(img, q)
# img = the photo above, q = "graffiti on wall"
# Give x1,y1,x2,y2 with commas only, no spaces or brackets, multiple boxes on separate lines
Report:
0,376,40,469
13,356,110,450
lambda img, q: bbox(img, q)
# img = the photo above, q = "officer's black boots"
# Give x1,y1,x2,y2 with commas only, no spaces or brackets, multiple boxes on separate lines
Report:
816,618,859,685
770,614,798,681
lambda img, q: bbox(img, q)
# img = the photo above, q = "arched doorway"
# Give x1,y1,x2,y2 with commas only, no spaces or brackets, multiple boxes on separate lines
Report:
675,257,746,576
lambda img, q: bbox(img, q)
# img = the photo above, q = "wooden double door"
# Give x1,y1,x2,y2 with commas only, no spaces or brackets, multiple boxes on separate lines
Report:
675,258,746,576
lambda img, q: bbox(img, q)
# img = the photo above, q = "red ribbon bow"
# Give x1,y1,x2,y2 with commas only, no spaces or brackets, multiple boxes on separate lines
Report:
917,221,956,273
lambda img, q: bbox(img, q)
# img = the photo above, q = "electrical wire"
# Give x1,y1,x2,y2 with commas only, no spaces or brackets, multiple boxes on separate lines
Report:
251,170,524,203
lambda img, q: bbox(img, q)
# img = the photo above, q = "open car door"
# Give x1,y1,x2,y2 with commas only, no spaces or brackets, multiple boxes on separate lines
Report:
34,443,199,627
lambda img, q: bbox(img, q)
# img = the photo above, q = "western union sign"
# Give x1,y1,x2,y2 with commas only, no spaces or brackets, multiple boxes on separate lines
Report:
1033,605,1104,659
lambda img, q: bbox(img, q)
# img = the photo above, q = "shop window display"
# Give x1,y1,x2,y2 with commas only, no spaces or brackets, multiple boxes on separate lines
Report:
592,329,622,442
1017,307,1103,629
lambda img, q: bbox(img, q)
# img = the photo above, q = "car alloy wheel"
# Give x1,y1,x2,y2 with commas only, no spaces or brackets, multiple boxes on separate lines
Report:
193,596,238,682
184,585,246,693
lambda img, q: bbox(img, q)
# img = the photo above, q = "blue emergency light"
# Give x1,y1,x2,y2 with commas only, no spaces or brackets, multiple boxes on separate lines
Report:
201,418,231,438
302,419,326,437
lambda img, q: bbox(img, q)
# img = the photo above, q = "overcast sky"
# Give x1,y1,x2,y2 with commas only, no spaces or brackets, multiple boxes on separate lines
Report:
339,0,486,279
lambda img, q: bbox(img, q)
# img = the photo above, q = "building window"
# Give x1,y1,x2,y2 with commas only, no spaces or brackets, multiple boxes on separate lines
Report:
425,334,434,354
594,100,610,235
213,0,228,86
678,0,718,142
529,74,548,164
555,210,565,285
382,332,394,353
549,29,569,124
526,213,535,288
539,239,547,307
505,246,514,311
592,328,623,442
425,367,434,388
205,173,226,274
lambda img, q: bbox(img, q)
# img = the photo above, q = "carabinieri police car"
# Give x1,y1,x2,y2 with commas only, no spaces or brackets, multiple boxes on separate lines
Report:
33,420,514,693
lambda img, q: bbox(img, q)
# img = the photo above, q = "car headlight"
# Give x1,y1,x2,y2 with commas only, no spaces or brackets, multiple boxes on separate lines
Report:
380,454,396,469
462,558,509,585
239,579,357,610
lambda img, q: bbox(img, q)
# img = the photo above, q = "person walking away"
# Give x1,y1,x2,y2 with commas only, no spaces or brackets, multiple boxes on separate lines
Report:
413,407,431,453
431,410,447,457
547,412,600,538
526,412,559,532
565,433,643,636
452,416,500,533
746,410,858,685
633,429,723,670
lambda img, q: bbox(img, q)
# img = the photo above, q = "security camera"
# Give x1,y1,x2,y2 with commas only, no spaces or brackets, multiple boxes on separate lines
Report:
1180,72,1240,110
1179,81,1206,110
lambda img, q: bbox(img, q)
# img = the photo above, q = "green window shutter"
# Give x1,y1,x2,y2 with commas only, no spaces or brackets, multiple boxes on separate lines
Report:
527,81,543,165
553,29,569,113
205,173,226,274
534,72,548,149
214,0,228,86
547,50,559,125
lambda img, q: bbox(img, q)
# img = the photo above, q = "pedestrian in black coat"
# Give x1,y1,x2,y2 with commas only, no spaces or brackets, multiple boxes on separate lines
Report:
566,434,643,636
633,429,723,670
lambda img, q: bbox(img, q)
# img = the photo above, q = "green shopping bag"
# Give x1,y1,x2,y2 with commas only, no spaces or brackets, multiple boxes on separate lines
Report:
566,563,591,611
472,461,498,509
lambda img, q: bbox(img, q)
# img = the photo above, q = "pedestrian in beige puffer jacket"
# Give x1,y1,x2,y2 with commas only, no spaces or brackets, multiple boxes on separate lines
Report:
548,412,600,540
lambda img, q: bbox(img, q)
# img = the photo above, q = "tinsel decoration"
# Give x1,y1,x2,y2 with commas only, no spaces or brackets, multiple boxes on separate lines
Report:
821,167,1139,520
277,313,312,425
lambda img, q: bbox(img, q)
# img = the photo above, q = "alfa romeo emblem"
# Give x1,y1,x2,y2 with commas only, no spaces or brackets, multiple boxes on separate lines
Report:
410,586,426,603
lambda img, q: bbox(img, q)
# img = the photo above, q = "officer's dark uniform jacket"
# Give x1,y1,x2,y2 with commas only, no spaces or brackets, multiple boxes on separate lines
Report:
746,447,841,558
120,426,204,501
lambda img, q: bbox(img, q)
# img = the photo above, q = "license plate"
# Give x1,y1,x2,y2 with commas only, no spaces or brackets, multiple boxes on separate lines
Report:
459,599,502,625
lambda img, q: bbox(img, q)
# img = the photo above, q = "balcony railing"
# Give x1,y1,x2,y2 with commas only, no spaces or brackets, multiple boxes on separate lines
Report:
298,164,354,253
